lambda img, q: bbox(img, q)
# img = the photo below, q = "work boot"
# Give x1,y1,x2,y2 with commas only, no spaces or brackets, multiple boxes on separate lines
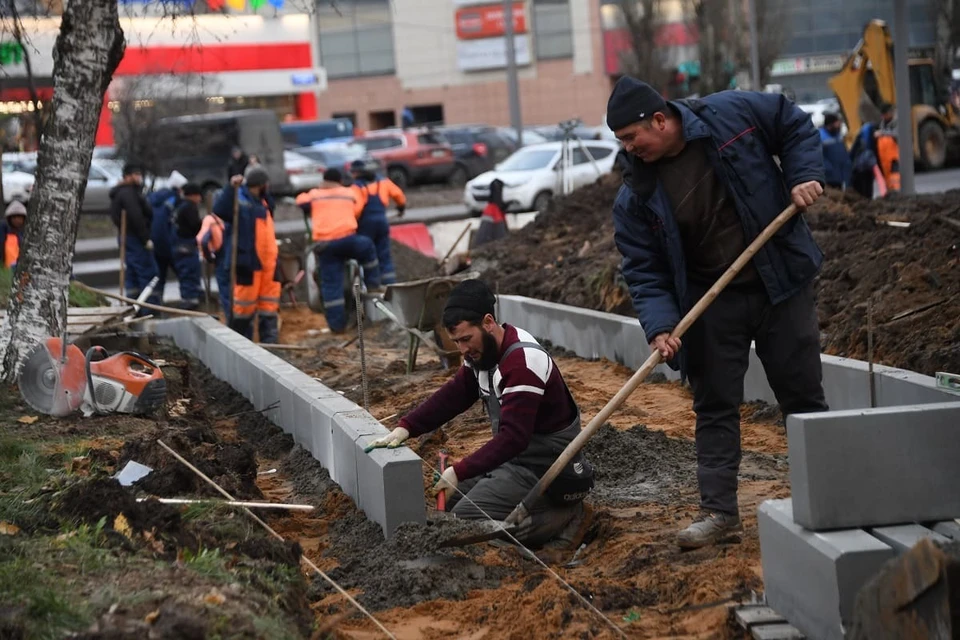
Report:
533,502,594,564
676,510,743,550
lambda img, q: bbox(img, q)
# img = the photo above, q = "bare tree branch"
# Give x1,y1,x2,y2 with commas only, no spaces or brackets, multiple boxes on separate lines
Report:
8,1,45,138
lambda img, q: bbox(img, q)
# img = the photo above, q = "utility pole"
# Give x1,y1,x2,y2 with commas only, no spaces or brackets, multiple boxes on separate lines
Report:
503,0,523,146
747,0,761,90
893,0,915,194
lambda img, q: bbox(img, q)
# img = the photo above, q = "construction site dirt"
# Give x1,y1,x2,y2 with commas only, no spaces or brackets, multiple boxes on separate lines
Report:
468,174,960,377
2,310,787,639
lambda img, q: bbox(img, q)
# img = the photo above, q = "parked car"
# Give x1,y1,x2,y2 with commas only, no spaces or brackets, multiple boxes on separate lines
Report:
1,152,127,214
292,142,382,183
496,127,550,148
2,154,35,204
352,128,456,189
431,125,517,185
283,150,325,193
280,118,354,148
464,140,620,214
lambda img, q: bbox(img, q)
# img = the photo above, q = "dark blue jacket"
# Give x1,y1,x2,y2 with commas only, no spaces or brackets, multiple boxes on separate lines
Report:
819,127,852,187
612,90,825,373
148,188,180,258
212,186,276,285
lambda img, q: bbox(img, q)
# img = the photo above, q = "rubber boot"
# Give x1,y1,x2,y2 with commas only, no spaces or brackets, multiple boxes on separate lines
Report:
258,314,279,344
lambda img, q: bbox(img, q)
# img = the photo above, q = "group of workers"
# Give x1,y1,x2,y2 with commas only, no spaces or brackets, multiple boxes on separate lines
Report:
110,154,408,340
819,103,900,198
372,76,834,557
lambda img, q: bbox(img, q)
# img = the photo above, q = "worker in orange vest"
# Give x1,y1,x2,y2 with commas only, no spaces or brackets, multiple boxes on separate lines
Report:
350,160,406,284
212,169,281,342
1,200,26,269
296,168,382,332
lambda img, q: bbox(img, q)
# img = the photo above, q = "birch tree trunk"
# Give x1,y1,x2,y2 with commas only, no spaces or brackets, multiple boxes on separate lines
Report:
0,0,124,382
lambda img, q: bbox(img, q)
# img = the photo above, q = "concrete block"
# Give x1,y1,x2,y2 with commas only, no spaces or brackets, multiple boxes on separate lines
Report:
758,499,896,640
330,412,362,503
788,402,960,530
355,431,426,537
930,521,960,541
308,403,335,471
743,347,777,404
868,524,950,553
818,355,873,411
289,389,313,449
873,367,960,407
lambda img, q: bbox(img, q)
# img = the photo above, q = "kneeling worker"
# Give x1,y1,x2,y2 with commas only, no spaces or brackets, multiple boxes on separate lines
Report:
296,168,382,333
367,279,594,549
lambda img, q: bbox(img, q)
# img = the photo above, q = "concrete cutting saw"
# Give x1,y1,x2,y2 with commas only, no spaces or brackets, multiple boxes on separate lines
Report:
18,337,166,417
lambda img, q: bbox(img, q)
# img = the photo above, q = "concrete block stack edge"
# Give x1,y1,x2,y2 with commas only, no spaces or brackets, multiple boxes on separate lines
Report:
149,317,427,537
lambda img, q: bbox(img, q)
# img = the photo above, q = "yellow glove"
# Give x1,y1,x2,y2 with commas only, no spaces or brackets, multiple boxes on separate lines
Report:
364,427,409,453
431,466,458,502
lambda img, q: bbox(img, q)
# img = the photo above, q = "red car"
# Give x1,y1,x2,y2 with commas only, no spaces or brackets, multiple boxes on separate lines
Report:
352,128,456,189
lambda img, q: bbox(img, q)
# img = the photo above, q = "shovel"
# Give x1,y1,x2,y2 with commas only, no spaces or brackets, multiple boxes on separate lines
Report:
438,203,801,548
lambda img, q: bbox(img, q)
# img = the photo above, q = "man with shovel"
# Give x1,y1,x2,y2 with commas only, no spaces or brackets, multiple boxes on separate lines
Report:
607,77,830,549
366,279,595,553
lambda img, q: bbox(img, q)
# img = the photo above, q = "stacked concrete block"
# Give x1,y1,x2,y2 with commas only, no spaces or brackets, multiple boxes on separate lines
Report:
868,525,951,553
758,500,897,640
787,402,960,530
148,316,426,537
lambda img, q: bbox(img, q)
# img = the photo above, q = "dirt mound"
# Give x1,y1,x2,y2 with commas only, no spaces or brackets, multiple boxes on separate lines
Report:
391,239,439,282
57,478,183,537
473,171,960,375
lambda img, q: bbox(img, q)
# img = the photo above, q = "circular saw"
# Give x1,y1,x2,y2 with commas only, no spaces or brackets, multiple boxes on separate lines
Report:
18,338,166,417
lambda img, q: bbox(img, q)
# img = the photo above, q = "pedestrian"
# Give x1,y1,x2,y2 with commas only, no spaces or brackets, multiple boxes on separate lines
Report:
819,113,852,190
148,170,188,302
212,168,281,343
470,178,509,249
109,163,160,315
296,168,382,333
606,76,830,549
196,208,231,321
349,160,406,285
168,183,204,310
367,279,595,555
1,200,27,269
227,146,249,183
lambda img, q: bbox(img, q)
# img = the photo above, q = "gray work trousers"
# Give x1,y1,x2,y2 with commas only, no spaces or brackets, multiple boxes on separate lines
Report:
446,462,582,547
685,280,829,516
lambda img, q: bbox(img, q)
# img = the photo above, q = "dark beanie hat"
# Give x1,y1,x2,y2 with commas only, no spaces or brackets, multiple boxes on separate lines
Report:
182,183,202,196
606,76,668,131
324,168,343,183
444,279,497,318
823,112,840,127
245,167,269,188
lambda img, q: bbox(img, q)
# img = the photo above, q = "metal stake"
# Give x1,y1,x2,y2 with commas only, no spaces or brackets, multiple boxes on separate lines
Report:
354,282,369,412
867,301,876,408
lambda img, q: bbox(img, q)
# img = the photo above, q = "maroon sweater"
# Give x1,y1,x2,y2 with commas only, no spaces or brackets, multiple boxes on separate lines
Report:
399,324,576,481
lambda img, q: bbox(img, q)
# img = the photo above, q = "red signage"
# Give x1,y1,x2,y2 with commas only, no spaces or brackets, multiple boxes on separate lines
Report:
455,3,527,40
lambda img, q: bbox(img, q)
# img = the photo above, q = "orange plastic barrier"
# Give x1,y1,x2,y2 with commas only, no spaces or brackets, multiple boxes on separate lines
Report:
390,223,436,258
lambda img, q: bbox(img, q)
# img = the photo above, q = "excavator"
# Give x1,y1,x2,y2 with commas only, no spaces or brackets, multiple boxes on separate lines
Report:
828,19,960,172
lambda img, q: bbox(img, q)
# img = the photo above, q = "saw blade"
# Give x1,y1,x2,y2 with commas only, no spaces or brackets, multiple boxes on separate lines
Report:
18,340,86,417
18,342,62,415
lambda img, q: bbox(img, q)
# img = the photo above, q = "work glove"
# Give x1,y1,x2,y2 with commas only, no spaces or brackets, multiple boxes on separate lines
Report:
364,426,409,453
431,466,458,502
145,239,155,251
396,205,405,218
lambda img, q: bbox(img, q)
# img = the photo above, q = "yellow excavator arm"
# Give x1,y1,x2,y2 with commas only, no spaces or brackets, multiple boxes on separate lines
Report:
828,19,897,147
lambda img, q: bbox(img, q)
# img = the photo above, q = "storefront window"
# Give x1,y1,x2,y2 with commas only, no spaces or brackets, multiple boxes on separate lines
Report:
317,0,396,79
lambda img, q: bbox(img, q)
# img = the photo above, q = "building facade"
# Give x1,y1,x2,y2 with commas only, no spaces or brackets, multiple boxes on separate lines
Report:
313,0,615,129
1,7,326,146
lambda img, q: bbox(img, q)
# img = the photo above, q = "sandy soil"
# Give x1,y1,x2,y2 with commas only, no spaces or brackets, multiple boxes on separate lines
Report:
269,307,789,639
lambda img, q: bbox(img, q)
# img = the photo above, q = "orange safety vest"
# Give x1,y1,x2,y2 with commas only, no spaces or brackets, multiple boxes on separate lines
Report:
355,178,406,208
296,186,363,242
4,233,19,268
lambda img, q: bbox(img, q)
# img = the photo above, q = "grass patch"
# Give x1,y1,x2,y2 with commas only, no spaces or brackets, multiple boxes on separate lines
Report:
182,547,233,582
0,267,106,308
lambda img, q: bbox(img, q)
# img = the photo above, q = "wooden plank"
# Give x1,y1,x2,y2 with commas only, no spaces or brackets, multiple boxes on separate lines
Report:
735,606,787,629
66,306,131,316
751,623,805,640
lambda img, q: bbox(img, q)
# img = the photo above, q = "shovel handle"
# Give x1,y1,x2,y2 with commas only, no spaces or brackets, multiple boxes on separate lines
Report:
504,203,800,526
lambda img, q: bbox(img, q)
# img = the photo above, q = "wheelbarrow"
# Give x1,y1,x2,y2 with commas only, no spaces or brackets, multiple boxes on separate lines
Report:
371,271,480,373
